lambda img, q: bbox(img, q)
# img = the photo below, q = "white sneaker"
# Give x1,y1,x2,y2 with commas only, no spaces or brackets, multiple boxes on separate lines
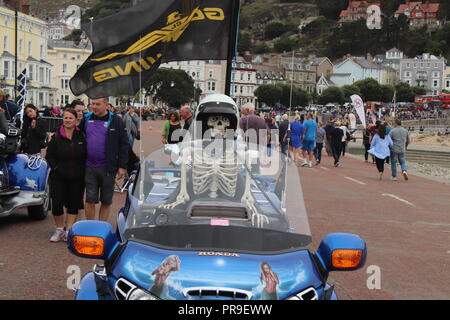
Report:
402,171,409,181
62,231,69,242
50,228,65,243
391,177,397,181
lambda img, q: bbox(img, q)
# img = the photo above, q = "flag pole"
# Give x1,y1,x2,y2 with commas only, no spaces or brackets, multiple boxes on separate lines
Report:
14,1,18,103
225,0,240,96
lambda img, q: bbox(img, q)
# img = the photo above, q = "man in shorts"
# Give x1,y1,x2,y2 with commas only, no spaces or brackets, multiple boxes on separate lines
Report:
301,113,318,168
82,97,128,222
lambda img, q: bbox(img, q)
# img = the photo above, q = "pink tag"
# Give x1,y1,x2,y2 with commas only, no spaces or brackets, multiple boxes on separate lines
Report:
210,219,230,226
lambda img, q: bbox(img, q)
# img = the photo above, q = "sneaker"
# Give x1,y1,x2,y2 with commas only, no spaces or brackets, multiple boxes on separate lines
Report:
62,231,69,242
379,172,383,180
391,176,397,181
308,162,312,168
50,228,65,243
403,171,409,181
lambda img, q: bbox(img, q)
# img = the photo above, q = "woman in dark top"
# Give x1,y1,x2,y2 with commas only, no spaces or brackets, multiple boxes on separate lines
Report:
161,111,181,144
20,104,47,155
46,108,87,242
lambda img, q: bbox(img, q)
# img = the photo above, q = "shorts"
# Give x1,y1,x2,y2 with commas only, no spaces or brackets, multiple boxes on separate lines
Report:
302,140,315,151
85,166,116,205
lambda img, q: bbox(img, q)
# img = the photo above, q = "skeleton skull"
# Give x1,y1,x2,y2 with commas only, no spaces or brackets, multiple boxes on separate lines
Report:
207,115,230,137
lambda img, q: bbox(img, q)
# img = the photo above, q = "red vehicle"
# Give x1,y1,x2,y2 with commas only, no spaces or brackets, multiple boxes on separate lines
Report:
414,95,449,110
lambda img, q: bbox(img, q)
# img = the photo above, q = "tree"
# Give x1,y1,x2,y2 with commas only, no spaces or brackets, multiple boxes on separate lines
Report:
144,68,197,108
395,82,415,102
238,32,252,54
279,84,310,108
274,35,297,53
264,22,287,40
316,0,349,20
342,85,362,101
252,42,270,54
63,29,82,42
380,84,395,102
254,84,283,107
82,0,133,22
353,78,383,102
318,86,345,105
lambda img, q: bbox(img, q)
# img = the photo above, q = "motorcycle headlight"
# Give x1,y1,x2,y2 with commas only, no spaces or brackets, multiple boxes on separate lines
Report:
127,289,159,300
287,287,318,300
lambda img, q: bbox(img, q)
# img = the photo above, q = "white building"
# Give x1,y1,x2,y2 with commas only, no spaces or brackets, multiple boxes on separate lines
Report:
231,57,257,107
161,60,227,99
399,53,446,95
47,40,92,106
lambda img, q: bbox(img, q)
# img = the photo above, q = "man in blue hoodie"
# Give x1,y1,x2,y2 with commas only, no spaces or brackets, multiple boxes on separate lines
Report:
82,97,128,222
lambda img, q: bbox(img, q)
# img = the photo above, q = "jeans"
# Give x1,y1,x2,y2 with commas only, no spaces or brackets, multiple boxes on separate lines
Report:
390,152,408,178
280,141,288,156
331,144,342,165
314,143,323,163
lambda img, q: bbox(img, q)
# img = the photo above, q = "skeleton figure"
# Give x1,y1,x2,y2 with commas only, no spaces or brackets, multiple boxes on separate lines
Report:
207,115,230,138
160,94,270,228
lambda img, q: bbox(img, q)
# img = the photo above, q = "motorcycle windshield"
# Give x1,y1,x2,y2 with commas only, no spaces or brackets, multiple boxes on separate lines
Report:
126,139,312,254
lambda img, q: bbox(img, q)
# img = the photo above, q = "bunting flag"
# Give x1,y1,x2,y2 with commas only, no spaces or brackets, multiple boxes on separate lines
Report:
16,68,28,108
70,0,235,98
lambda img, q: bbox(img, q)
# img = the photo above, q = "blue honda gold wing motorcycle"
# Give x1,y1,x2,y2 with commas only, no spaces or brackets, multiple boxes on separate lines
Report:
0,124,51,220
68,141,367,300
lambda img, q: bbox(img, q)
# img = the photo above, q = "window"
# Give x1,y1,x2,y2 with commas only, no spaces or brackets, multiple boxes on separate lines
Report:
207,81,216,91
240,72,244,81
61,79,69,89
3,35,7,51
432,71,440,78
63,54,68,59
40,45,44,59
61,95,70,105
406,63,410,68
446,80,450,88
209,70,213,79
29,65,34,81
433,80,439,88
3,61,9,79
62,64,67,73
19,39,23,54
39,67,44,83
248,73,251,81
28,40,32,56
77,55,81,60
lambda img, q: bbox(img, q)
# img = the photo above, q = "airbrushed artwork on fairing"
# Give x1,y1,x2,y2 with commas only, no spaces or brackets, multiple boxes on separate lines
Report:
115,246,322,300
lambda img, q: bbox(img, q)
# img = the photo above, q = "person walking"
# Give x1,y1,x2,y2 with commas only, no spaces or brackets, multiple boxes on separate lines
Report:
20,104,48,155
161,111,182,144
339,122,349,157
323,120,334,157
123,105,140,147
301,113,318,168
368,124,393,180
289,115,304,166
330,122,344,167
363,127,372,163
81,97,128,222
265,116,277,157
314,122,326,165
278,114,290,156
46,108,87,242
239,102,268,146
389,119,410,181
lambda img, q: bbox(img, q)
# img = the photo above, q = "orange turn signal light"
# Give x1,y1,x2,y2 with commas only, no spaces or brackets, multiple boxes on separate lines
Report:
73,236,105,257
332,249,363,269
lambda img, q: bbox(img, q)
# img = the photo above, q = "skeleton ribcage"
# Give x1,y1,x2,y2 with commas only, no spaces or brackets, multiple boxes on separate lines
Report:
192,149,239,198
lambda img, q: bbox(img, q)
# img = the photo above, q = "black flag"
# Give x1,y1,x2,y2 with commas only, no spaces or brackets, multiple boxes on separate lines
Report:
16,69,28,107
70,0,234,98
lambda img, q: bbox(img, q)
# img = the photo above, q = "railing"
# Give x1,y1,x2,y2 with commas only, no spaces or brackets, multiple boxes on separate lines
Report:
40,116,63,133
